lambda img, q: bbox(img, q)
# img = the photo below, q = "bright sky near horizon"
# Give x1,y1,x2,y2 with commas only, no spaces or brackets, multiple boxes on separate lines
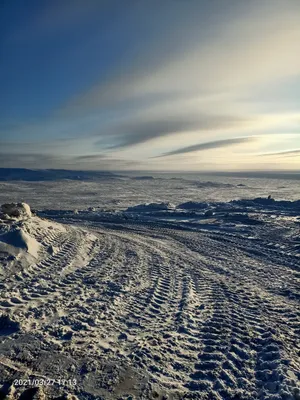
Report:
0,0,299,171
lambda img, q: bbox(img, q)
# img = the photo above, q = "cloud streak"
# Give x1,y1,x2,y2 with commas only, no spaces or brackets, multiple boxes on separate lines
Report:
95,114,250,149
260,149,300,157
154,137,255,158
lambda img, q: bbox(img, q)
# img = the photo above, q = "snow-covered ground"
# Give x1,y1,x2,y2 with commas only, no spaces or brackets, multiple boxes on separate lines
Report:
0,176,300,399
1,173,300,212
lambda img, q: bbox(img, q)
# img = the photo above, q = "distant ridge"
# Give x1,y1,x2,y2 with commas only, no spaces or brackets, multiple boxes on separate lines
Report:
0,168,122,181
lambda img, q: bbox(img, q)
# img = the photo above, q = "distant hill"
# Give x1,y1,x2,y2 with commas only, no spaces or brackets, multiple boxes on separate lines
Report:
0,168,122,181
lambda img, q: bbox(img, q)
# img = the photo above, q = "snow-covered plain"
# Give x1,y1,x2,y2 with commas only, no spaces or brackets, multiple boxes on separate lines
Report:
0,174,300,399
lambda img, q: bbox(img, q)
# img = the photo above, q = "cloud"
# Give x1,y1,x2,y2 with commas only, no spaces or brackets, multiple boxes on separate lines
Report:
0,153,62,168
0,138,76,152
60,0,300,117
260,149,300,157
1,0,300,172
154,137,255,158
0,152,138,170
74,154,106,161
95,114,249,149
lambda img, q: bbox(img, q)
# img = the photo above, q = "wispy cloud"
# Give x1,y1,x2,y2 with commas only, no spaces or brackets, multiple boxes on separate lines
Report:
60,1,300,116
95,114,249,149
260,149,300,157
154,137,256,158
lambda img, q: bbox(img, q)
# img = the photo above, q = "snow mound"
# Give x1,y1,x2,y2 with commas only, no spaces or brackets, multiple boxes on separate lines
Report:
0,202,32,220
0,228,41,258
126,202,175,212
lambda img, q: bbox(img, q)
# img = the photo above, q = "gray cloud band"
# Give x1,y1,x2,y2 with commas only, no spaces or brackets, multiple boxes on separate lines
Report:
95,115,248,149
154,137,255,158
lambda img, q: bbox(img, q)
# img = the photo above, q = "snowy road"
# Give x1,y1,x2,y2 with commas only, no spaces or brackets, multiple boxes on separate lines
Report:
0,203,300,399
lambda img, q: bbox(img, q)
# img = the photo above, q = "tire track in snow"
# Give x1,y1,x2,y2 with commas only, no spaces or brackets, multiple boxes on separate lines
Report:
1,220,299,399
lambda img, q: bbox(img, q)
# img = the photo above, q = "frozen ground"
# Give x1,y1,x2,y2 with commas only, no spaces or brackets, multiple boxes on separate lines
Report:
0,175,300,399
1,173,300,212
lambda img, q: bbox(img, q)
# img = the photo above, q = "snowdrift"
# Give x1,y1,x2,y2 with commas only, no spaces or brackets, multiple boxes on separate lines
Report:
0,228,41,258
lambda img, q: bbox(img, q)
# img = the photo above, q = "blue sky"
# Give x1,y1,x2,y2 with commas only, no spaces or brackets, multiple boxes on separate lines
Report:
0,0,299,171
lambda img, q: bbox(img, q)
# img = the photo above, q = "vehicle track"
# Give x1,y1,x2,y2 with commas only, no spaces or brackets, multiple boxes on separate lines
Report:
1,220,299,399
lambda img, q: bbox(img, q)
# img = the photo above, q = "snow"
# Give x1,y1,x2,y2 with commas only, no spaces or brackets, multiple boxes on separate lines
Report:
0,202,32,220
0,228,41,258
0,181,300,399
